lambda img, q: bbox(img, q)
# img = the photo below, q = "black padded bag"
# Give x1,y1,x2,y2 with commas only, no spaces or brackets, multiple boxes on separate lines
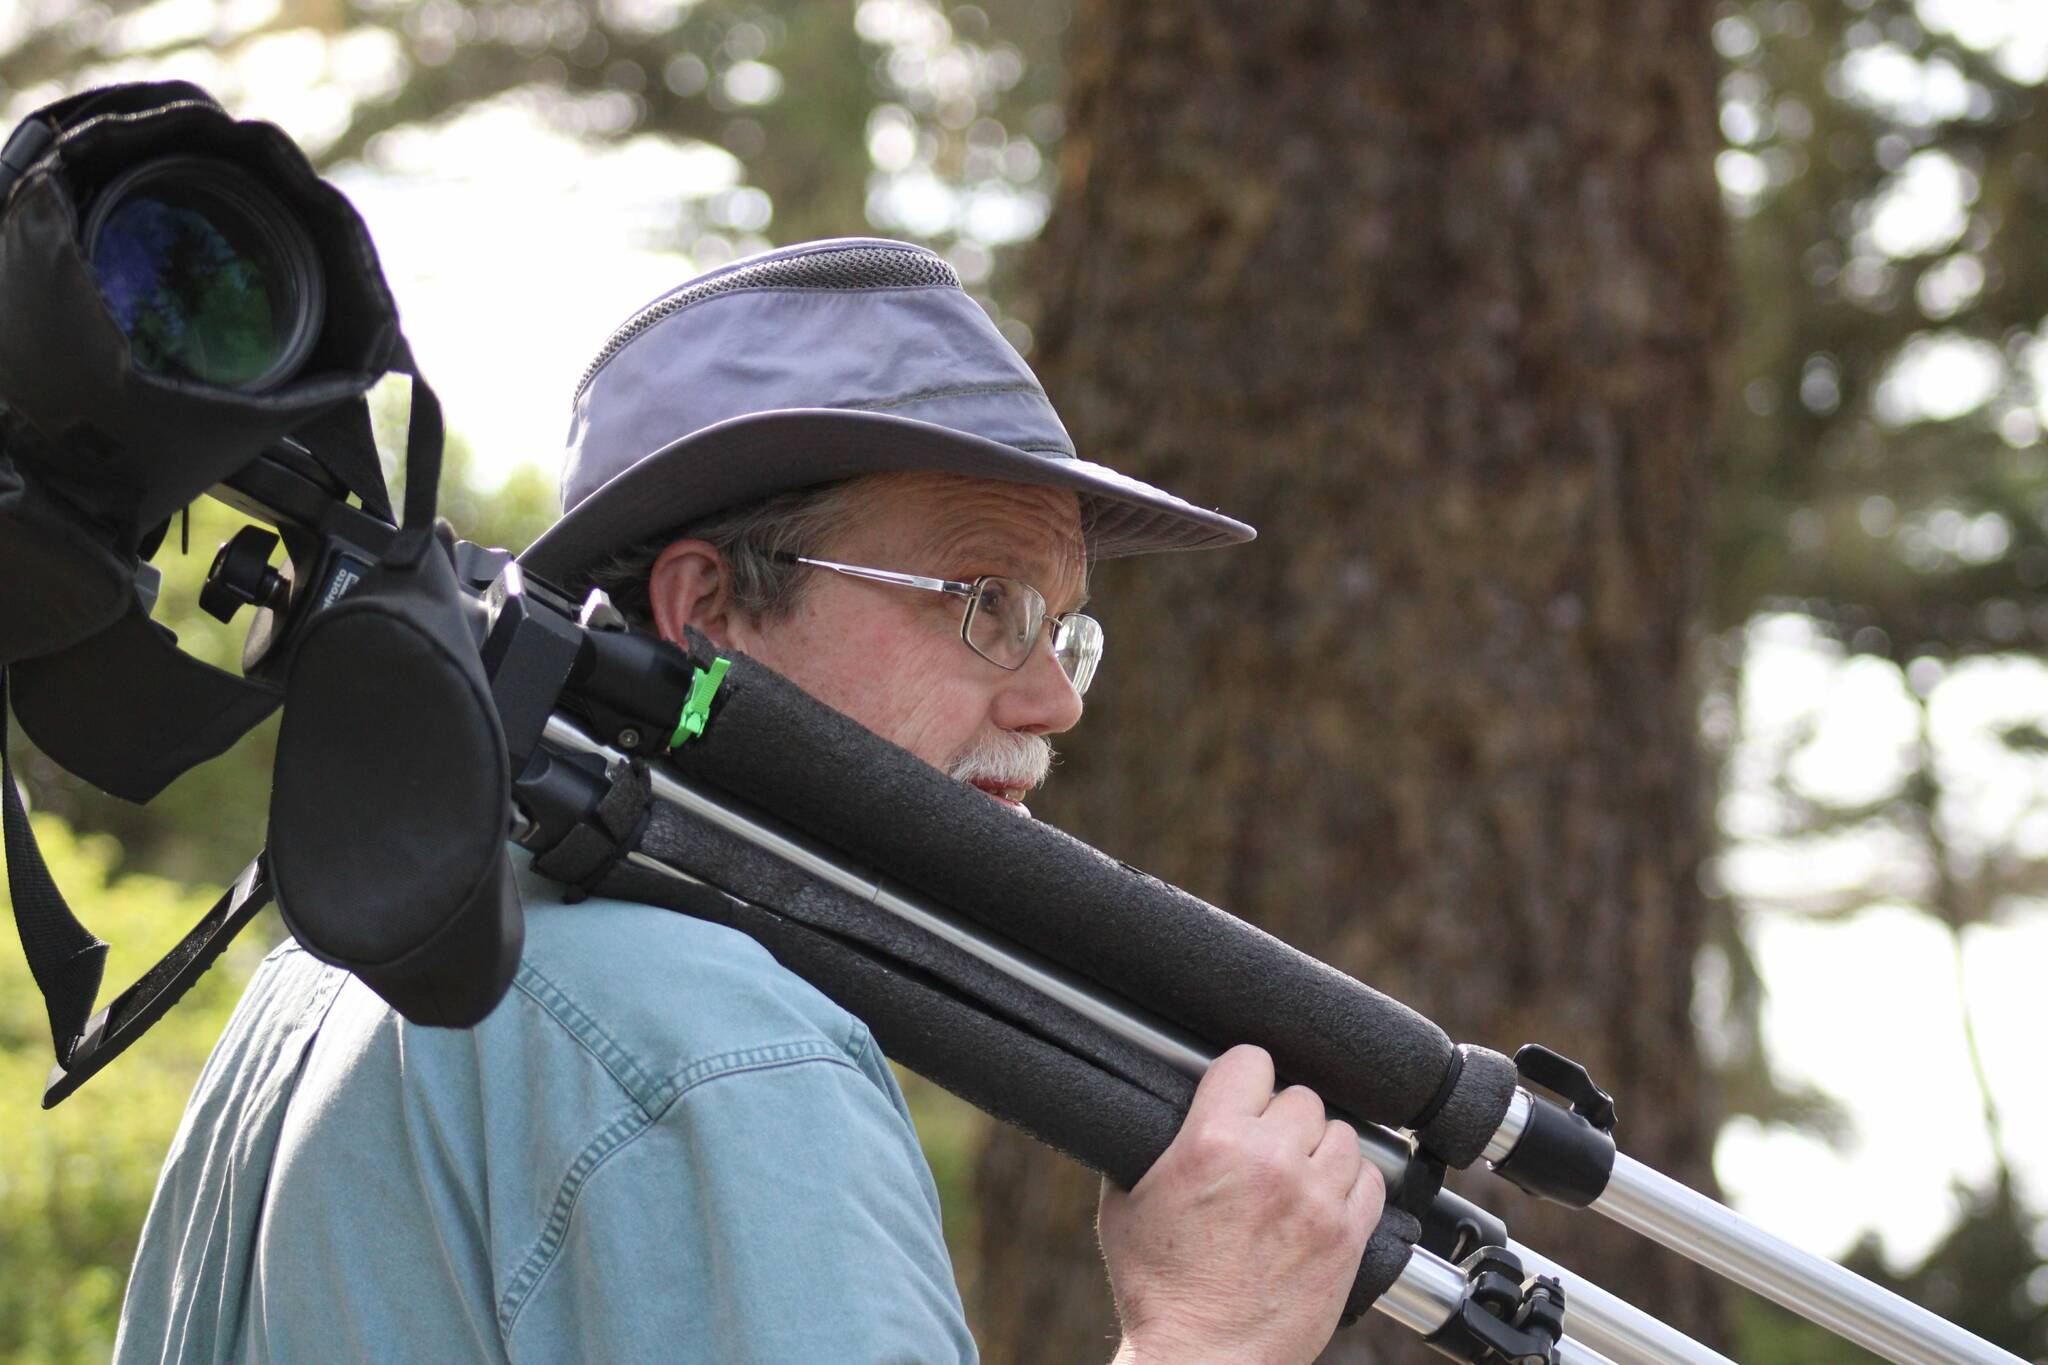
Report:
268,382,521,1027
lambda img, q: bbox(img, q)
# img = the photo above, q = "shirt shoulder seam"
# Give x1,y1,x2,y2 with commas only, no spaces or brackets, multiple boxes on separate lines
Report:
510,960,663,1104
510,959,864,1116
495,1047,867,1342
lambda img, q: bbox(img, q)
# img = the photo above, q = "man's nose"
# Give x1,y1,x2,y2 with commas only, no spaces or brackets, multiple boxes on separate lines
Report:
994,632,1084,735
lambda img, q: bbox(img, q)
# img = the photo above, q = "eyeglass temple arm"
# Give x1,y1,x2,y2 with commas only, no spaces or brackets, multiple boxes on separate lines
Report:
790,556,976,597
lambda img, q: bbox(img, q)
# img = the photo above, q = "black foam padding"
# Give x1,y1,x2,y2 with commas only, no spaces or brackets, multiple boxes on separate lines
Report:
1354,1206,1422,1322
1417,1045,1520,1168
634,802,1199,1118
598,856,1417,1316
658,635,1496,1154
533,757,654,898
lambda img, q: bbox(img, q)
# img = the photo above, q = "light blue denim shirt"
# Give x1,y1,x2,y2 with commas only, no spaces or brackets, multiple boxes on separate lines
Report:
114,861,976,1364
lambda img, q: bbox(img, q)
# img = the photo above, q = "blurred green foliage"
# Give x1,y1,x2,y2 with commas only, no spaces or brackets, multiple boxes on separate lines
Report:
0,820,270,1364
1703,3,2048,1347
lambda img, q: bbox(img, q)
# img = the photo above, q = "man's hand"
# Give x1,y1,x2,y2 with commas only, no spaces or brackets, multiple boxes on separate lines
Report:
1099,1044,1384,1365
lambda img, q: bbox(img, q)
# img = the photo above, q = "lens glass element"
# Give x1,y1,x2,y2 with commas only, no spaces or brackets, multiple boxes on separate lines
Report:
87,159,320,391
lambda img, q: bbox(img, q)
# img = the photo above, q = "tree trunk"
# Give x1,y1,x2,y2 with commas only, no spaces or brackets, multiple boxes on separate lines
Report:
973,2,1730,1360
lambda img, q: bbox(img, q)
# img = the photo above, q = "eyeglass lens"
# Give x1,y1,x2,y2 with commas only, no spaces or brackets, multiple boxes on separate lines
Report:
1054,615,1102,694
964,576,1101,693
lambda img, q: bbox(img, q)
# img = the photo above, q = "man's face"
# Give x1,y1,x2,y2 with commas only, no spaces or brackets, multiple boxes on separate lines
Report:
718,473,1088,815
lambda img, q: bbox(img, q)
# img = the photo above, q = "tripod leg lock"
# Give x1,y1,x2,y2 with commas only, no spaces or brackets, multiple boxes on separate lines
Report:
1419,1187,1511,1264
1489,1046,1618,1208
1423,1246,1566,1364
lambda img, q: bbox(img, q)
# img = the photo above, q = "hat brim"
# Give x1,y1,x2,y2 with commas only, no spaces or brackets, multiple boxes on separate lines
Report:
518,407,1255,594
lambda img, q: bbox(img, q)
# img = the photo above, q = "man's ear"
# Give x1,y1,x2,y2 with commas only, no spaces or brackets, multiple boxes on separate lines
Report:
649,539,741,649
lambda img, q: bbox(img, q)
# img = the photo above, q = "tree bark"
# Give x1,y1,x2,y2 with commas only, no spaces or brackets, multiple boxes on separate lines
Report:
974,2,1730,1360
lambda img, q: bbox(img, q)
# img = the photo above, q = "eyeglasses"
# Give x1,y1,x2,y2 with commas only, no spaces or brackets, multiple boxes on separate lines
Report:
777,554,1103,695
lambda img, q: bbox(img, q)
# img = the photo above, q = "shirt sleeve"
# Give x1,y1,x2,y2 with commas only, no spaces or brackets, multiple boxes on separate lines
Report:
504,1028,977,1365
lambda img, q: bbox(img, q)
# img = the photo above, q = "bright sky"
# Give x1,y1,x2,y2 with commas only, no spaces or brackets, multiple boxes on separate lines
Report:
1718,904,2048,1265
326,112,719,488
6,0,2046,1302
1715,619,2048,1266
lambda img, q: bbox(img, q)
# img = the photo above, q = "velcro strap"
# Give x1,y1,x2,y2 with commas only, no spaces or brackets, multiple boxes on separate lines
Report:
532,756,652,902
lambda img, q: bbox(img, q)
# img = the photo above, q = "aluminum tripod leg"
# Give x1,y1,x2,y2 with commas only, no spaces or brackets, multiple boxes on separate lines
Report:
547,716,1712,1364
1591,1153,2022,1365
1509,1241,1731,1365
1475,1077,2022,1363
1377,1247,1618,1365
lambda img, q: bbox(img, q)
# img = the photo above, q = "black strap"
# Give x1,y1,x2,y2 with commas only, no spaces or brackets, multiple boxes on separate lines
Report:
385,347,445,570
43,854,273,1108
532,758,654,903
281,343,438,565
2,667,108,1065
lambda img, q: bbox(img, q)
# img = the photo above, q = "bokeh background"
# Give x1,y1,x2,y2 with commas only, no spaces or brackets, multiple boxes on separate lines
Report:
3,1,2046,1360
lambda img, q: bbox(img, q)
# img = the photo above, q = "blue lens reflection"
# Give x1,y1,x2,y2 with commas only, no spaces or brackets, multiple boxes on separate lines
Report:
92,196,278,388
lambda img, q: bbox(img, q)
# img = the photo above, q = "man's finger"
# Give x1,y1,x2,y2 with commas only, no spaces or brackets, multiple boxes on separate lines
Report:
1345,1155,1389,1230
1261,1085,1329,1150
1188,1044,1278,1118
1307,1118,1365,1187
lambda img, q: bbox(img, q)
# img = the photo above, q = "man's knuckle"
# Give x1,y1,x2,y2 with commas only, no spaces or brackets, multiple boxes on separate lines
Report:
1223,1043,1272,1075
1179,1121,1241,1171
1281,1084,1325,1119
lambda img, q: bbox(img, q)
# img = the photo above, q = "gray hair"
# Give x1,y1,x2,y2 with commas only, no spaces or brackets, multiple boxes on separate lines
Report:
584,478,873,632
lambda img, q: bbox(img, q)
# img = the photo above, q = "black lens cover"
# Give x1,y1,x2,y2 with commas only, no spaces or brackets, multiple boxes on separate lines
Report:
0,83,399,544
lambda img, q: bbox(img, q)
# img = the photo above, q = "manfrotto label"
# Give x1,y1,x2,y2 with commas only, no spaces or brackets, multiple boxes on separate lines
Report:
321,557,368,611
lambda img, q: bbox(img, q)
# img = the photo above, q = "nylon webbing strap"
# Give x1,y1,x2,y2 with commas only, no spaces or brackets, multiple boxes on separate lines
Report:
43,854,275,1108
532,757,654,902
1,667,107,1064
386,351,445,570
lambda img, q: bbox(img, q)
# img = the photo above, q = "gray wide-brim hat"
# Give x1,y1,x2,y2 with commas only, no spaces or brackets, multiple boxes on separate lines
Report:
518,237,1254,594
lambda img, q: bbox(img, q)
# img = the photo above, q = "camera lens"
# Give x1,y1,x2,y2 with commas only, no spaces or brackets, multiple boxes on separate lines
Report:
84,155,324,393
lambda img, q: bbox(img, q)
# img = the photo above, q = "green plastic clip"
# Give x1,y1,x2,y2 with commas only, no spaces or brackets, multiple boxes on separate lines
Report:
670,656,732,747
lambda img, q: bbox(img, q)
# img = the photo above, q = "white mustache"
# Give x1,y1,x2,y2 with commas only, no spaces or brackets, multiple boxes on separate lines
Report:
947,730,1054,791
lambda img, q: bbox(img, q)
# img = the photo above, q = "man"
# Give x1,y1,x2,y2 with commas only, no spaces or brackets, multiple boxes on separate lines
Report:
116,239,1381,1363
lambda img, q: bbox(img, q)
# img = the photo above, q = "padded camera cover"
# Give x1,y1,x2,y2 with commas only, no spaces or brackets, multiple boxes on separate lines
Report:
0,441,132,665
269,530,519,1027
0,82,401,539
